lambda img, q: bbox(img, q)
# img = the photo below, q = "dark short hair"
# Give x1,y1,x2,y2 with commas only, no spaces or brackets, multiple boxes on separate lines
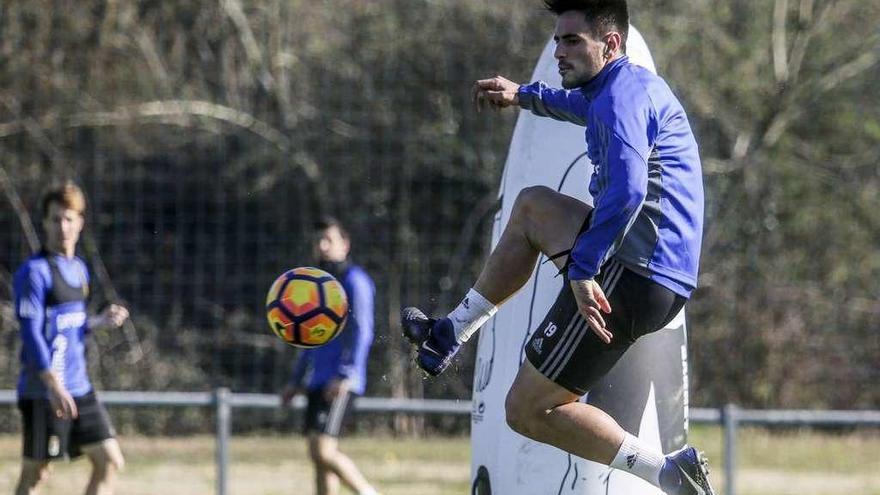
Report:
313,215,350,241
41,180,86,219
544,0,629,48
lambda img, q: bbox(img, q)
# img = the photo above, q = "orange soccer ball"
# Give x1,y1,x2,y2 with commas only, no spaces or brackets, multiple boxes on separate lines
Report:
265,267,349,348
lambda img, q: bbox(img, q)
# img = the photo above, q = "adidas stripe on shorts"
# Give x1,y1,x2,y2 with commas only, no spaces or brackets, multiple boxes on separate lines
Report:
525,258,686,395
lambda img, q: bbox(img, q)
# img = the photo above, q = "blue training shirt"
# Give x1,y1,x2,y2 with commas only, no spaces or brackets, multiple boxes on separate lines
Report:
288,263,375,395
518,56,704,297
14,252,93,399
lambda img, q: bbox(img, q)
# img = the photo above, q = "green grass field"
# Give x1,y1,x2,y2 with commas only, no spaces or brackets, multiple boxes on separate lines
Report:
0,426,877,495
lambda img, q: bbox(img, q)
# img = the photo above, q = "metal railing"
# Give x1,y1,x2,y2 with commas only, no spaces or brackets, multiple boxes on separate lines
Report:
1,389,878,495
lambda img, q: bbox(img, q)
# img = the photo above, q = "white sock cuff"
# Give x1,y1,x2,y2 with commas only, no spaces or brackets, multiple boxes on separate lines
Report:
465,288,495,313
610,433,665,486
449,288,497,343
611,433,637,466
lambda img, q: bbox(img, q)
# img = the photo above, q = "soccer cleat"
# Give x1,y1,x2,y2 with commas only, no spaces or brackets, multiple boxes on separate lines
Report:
660,445,715,495
401,307,432,345
400,307,460,376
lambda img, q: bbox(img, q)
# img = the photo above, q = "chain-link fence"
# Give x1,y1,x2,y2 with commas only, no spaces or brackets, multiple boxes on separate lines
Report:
0,0,557,433
1,0,878,434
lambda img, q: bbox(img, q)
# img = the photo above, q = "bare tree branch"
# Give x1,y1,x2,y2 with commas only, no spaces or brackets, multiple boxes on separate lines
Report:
762,48,879,147
220,0,275,92
0,158,40,252
0,95,67,176
773,0,791,82
798,0,815,23
789,0,838,85
69,100,292,150
70,100,290,152
0,100,294,153
743,1,877,153
268,0,296,129
817,49,880,92
134,26,173,95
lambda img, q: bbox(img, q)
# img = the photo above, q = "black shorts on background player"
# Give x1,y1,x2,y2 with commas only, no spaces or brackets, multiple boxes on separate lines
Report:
304,389,355,438
18,391,116,461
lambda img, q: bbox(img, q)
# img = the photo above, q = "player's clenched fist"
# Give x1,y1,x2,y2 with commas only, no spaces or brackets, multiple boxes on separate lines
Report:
472,75,521,112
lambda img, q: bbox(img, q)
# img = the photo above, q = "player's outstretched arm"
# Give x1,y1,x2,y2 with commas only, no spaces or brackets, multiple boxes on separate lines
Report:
517,81,589,125
472,76,521,112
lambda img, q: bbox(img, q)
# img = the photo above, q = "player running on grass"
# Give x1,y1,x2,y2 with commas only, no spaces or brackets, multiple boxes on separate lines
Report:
402,1,714,494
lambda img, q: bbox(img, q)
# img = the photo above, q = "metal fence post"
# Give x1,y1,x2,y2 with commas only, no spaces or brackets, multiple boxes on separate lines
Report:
215,388,231,495
722,403,738,495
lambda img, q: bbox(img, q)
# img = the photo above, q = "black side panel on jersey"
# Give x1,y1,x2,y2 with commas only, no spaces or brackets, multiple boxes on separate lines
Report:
41,250,88,306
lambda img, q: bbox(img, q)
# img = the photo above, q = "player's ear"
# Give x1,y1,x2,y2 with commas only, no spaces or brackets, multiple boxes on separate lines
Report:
605,32,622,58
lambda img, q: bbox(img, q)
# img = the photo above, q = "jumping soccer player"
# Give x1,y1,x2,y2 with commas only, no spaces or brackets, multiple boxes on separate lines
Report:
14,181,128,495
402,1,714,494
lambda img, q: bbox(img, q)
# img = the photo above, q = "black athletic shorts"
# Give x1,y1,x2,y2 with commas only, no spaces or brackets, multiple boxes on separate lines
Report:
526,237,686,394
18,391,116,461
303,389,356,437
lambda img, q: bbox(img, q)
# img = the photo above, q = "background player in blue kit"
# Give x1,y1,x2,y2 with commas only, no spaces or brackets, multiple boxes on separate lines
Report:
14,181,129,495
280,217,381,495
403,1,715,494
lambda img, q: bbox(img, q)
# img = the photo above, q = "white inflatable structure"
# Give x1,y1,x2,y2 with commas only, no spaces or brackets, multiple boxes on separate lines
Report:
470,27,690,495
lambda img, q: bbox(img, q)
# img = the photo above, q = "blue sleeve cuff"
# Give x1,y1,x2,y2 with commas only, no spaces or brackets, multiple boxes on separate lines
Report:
567,263,597,281
517,82,541,111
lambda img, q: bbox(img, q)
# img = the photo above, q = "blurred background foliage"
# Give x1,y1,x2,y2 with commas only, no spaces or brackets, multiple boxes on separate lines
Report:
0,0,877,433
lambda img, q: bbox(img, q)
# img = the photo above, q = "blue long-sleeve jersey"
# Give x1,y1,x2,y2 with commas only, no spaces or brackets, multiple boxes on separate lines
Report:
288,263,375,395
518,56,704,297
14,252,93,399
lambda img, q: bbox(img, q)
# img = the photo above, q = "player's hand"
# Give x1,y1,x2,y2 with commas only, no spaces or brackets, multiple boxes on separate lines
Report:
104,304,130,327
570,278,613,344
472,76,521,112
48,382,78,419
323,378,350,401
91,304,130,331
279,384,301,407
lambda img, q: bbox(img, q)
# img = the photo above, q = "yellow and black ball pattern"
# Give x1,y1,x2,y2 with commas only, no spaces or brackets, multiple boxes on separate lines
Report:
266,267,348,348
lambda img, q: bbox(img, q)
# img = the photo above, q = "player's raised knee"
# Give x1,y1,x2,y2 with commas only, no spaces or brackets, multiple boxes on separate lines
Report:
513,185,553,212
510,185,555,227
